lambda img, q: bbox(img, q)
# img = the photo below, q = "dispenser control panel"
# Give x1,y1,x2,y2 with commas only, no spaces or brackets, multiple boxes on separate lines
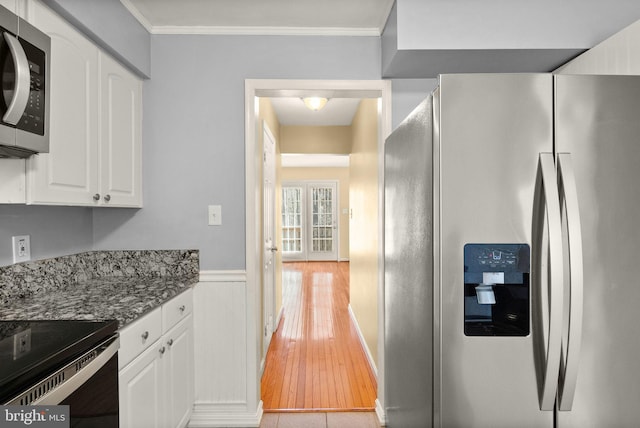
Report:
464,244,530,337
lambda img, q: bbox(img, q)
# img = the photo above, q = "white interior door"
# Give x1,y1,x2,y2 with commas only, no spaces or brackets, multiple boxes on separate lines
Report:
281,181,338,261
262,123,276,354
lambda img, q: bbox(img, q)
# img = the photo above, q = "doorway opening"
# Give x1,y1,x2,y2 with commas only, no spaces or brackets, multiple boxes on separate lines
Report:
245,79,391,418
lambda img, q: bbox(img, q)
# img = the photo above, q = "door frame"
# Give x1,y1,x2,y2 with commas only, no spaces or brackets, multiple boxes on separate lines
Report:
245,79,391,421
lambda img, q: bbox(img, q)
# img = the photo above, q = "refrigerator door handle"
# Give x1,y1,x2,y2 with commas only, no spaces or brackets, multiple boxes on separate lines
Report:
532,153,564,411
557,153,584,411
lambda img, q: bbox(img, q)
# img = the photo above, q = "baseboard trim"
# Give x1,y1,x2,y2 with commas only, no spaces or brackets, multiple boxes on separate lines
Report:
375,398,387,426
188,401,263,427
347,304,378,377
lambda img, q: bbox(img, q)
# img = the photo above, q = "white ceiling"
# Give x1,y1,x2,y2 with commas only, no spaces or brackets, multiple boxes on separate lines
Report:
269,98,363,126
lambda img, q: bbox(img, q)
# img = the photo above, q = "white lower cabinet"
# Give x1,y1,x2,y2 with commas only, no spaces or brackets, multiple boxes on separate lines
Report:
119,339,165,428
119,290,194,428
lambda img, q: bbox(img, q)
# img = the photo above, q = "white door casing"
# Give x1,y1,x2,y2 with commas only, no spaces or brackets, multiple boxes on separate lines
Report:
245,79,391,423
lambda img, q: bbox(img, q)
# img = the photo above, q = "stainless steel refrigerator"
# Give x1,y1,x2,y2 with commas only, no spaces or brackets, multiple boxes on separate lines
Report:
384,73,640,427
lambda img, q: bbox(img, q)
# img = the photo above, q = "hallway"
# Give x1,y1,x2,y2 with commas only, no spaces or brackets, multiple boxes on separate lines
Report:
261,261,377,411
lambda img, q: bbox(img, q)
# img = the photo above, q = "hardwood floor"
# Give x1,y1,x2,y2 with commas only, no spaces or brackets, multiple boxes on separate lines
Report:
261,261,377,412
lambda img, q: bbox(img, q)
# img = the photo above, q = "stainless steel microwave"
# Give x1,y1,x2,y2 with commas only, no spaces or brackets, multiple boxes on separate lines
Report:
0,5,50,158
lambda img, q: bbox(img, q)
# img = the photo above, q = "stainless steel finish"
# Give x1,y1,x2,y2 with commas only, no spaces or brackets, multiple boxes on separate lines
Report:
532,153,564,411
555,74,640,427
103,194,111,202
556,153,584,411
438,74,553,427
384,94,434,428
0,10,50,157
3,32,30,125
93,193,100,201
385,72,640,427
6,335,119,405
141,331,149,340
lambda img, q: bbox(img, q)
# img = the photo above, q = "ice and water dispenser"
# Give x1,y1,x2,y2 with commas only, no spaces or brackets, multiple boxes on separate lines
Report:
464,244,530,336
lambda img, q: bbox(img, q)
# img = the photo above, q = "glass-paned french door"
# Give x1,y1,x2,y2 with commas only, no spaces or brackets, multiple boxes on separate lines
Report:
282,181,338,261
282,187,303,253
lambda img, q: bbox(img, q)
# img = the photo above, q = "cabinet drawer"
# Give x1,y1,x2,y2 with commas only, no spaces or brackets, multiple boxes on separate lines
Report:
118,307,162,370
162,289,193,333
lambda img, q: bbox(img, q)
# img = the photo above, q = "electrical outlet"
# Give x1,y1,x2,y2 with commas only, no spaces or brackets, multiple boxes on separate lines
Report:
12,235,31,263
208,205,222,226
13,329,31,359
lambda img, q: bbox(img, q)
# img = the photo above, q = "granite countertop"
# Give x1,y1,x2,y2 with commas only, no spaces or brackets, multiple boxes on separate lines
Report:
0,250,199,329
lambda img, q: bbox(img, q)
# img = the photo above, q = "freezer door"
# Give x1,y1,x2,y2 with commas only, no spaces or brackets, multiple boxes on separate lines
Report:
384,94,435,427
555,74,640,427
438,74,554,427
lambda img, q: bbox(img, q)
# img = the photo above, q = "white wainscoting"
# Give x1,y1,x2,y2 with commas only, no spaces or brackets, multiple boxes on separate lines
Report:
188,270,263,428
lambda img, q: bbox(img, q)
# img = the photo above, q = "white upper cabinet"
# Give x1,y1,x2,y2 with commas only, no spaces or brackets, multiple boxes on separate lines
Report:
23,0,142,207
26,0,99,205
99,52,142,207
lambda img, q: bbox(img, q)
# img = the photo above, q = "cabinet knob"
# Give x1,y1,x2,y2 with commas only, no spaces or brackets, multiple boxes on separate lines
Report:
104,194,111,202
141,331,149,340
167,339,174,347
93,193,100,201
179,305,186,313
159,346,166,354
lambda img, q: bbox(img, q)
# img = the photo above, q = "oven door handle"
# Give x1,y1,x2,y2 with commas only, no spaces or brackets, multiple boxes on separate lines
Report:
6,335,119,405
2,32,31,125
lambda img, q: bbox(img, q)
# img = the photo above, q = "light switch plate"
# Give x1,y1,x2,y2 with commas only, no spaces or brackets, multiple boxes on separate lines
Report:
208,205,222,226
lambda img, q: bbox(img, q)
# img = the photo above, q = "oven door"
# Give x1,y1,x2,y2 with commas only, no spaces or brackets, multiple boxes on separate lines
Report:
7,335,120,428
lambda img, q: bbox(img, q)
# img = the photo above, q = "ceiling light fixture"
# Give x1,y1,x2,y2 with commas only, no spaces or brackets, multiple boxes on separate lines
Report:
302,97,329,111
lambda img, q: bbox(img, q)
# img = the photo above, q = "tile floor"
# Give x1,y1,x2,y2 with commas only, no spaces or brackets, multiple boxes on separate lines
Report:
260,412,380,428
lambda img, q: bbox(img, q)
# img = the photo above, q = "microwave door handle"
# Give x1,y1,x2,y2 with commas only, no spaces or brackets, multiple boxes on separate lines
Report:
3,32,30,125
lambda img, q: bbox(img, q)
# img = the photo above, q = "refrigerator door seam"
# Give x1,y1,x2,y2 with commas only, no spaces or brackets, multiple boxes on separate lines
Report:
556,153,584,411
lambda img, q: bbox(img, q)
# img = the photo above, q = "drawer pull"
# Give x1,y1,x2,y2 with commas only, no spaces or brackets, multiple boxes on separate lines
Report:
141,331,149,340
167,339,174,347
179,305,186,312
159,346,166,354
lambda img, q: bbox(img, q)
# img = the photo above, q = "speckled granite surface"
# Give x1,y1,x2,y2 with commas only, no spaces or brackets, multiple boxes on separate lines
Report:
0,250,199,328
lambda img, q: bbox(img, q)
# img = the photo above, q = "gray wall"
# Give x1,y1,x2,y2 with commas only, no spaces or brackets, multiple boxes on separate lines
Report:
92,34,383,270
0,206,93,265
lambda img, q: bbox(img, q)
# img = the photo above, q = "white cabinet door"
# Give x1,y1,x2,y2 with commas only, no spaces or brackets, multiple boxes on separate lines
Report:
99,52,142,207
119,341,166,428
164,316,194,428
26,0,99,205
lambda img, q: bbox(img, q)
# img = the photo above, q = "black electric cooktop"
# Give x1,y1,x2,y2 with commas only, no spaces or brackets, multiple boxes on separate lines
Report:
0,319,118,404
